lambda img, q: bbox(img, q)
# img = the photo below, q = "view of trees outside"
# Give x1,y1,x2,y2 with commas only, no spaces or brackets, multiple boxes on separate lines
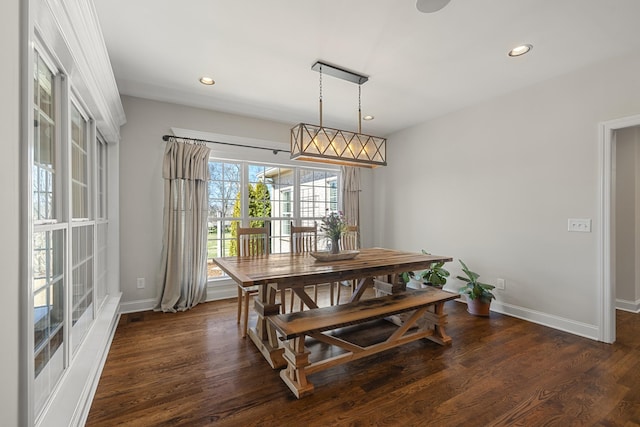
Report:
208,161,240,220
207,162,240,277
228,181,271,256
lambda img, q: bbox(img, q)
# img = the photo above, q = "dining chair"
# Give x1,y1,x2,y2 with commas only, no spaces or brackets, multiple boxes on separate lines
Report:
289,222,319,312
340,225,359,251
236,226,269,338
335,225,359,304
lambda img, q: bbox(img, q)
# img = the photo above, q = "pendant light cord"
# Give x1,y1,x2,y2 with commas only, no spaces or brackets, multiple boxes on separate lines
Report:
358,84,362,134
319,64,323,127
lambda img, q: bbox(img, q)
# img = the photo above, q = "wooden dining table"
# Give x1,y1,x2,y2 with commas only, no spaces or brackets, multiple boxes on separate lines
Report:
212,247,453,368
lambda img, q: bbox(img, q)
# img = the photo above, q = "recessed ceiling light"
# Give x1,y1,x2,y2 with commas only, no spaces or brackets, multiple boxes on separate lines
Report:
199,76,215,85
363,115,374,121
508,44,533,57
416,0,451,13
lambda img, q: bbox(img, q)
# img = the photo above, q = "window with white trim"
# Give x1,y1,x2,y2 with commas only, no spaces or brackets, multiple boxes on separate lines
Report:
30,45,107,418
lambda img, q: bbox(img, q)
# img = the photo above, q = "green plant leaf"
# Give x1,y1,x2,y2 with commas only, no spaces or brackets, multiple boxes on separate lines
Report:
459,260,479,283
459,260,471,274
400,271,412,284
456,260,497,302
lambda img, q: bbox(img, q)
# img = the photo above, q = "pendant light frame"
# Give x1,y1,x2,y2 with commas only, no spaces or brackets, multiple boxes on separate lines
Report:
290,61,387,168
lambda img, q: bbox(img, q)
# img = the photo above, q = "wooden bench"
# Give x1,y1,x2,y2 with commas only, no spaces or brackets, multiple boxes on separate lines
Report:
267,287,458,398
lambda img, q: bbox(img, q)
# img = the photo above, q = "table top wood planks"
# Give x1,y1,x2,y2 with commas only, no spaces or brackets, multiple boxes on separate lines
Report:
214,247,453,289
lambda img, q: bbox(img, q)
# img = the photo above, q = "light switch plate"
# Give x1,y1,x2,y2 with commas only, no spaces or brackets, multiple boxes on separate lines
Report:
568,218,591,232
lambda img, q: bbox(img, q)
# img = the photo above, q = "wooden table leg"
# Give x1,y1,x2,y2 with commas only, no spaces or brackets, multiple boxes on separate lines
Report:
291,287,318,310
349,277,372,303
247,283,286,369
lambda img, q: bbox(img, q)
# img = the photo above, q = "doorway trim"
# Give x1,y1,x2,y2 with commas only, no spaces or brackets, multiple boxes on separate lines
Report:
599,113,640,343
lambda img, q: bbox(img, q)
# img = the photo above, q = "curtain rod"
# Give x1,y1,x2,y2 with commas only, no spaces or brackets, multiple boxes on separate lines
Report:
162,135,290,155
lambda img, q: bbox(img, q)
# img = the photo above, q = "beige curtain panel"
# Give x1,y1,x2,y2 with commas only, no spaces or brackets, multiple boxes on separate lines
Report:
341,166,360,242
156,140,211,312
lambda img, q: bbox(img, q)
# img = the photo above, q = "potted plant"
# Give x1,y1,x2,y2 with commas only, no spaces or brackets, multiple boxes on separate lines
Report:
400,250,450,288
456,260,495,316
320,210,347,254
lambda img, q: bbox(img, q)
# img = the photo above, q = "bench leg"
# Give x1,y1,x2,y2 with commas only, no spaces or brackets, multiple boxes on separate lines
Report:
279,336,314,398
418,301,452,345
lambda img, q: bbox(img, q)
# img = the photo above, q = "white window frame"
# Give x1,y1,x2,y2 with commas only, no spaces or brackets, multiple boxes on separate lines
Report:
29,41,103,421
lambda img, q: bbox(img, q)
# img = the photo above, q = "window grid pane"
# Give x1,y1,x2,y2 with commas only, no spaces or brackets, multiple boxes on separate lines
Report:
97,140,107,219
33,229,64,378
33,53,57,222
300,168,339,220
207,161,241,278
71,106,89,219
95,222,108,306
71,224,94,358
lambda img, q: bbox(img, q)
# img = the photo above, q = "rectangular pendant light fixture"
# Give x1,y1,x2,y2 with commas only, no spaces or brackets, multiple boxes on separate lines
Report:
290,61,387,168
290,123,386,167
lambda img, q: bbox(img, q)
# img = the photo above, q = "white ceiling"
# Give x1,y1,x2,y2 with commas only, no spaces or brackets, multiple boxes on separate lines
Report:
93,0,640,136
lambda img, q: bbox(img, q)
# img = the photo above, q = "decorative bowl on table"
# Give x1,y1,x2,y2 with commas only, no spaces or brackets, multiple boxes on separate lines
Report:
310,250,360,262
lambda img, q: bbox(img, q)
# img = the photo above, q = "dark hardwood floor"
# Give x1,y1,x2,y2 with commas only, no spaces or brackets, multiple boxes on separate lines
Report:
87,286,640,426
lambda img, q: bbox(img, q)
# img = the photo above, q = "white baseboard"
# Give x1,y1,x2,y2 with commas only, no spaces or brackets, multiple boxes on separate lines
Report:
119,297,156,314
36,293,122,427
205,282,236,302
615,298,640,313
490,300,599,341
119,283,237,314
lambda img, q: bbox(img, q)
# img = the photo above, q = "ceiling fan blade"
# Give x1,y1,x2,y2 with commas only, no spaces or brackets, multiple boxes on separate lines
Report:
416,0,451,13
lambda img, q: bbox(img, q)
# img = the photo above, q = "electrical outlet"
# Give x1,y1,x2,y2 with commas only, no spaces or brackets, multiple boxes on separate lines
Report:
137,278,145,289
568,218,591,232
496,278,505,290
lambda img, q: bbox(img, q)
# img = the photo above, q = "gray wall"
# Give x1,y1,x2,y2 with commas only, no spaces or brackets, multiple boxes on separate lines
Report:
0,0,22,425
375,50,640,337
